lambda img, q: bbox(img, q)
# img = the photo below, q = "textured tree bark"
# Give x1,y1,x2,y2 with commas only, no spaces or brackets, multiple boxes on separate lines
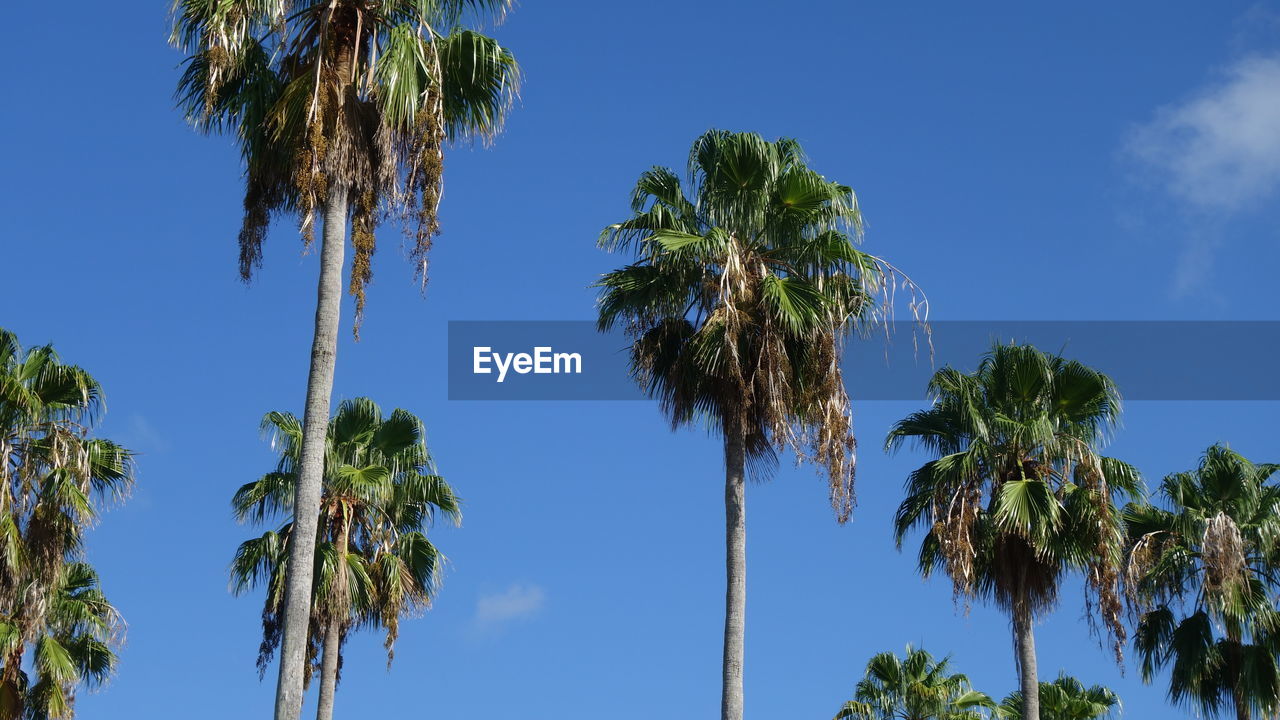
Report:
316,513,350,720
274,186,349,720
314,616,342,720
721,424,747,720
0,654,24,720
1014,604,1040,720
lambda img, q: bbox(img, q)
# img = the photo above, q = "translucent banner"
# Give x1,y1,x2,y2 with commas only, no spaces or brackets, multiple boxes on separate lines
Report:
447,321,1280,401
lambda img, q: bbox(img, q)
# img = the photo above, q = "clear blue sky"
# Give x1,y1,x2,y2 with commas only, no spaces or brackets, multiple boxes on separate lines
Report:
3,2,1280,717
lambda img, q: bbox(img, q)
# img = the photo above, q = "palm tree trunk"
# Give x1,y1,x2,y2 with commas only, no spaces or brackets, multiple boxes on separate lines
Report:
1013,604,1040,720
0,659,24,720
721,422,747,720
316,513,352,720
315,616,342,720
274,185,349,720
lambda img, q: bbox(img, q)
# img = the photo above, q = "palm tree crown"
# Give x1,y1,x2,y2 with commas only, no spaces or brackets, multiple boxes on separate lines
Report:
1125,444,1280,720
171,0,520,319
230,398,459,688
598,129,922,518
835,646,995,720
889,343,1140,720
0,329,132,719
889,343,1140,651
999,674,1120,720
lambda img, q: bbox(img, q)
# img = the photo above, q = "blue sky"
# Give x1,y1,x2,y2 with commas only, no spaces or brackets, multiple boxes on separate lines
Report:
3,2,1280,718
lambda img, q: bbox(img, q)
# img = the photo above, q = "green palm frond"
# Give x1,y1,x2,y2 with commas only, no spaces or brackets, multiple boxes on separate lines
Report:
436,29,520,141
596,130,926,522
0,329,129,716
889,343,1140,657
232,397,458,677
171,0,520,315
835,646,995,720
1000,673,1119,720
1125,444,1280,719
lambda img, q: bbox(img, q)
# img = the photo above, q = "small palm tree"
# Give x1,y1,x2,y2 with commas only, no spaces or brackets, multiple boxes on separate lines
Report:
597,129,922,720
889,343,1141,720
170,6,516,717
231,398,458,720
0,329,132,720
3,563,122,720
835,646,995,720
999,674,1119,720
1125,444,1280,720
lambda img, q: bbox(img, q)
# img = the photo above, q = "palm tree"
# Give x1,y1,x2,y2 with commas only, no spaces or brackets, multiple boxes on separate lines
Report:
834,645,995,720
596,129,923,720
1125,444,1280,720
998,674,1119,720
888,343,1141,720
1,562,123,720
170,4,516,717
231,397,458,720
0,329,133,719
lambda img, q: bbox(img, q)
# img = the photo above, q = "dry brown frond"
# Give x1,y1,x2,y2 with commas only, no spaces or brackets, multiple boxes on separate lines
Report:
349,189,377,338
1125,531,1165,605
239,188,271,281
1203,511,1249,598
293,116,330,248
936,483,982,600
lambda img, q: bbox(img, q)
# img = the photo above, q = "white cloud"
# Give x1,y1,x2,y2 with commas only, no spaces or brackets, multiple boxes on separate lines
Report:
473,584,545,632
1129,54,1280,211
121,414,168,453
1172,232,1225,298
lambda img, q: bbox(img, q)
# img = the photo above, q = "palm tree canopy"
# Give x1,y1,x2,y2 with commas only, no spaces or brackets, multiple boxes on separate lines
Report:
999,673,1119,720
0,562,123,720
230,397,458,678
596,129,924,521
171,0,520,321
0,329,132,512
835,645,995,720
889,343,1142,656
0,329,132,719
1125,444,1280,719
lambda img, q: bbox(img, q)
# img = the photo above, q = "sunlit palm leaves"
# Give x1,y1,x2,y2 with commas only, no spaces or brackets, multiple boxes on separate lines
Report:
999,674,1119,720
835,646,995,720
0,329,131,719
889,343,1141,658
230,398,458,685
3,563,121,720
171,0,521,317
1124,444,1280,720
597,129,925,519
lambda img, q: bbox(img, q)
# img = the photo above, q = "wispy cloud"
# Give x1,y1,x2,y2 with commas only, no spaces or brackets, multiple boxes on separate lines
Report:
1124,52,1280,296
1129,54,1280,211
123,414,168,454
473,584,545,633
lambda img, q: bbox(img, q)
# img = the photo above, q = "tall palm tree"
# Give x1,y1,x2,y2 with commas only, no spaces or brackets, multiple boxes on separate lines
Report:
998,674,1120,720
231,397,458,720
0,329,133,719
170,4,516,718
834,645,995,720
1125,444,1280,720
596,129,923,720
888,343,1141,720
